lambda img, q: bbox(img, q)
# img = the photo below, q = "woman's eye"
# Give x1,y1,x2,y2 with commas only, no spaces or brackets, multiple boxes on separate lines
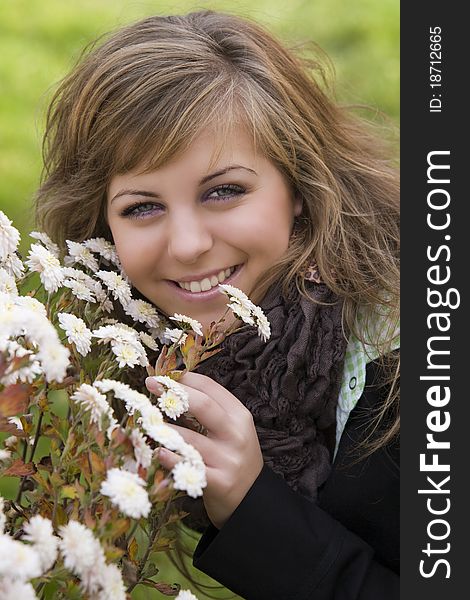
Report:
204,184,245,202
120,202,163,219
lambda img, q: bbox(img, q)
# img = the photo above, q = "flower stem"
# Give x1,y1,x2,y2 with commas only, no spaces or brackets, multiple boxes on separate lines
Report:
127,495,174,593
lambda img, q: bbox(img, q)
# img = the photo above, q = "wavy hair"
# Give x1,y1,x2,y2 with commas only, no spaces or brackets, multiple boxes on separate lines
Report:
36,10,399,454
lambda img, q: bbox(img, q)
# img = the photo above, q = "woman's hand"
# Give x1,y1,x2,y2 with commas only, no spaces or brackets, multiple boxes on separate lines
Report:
145,372,264,529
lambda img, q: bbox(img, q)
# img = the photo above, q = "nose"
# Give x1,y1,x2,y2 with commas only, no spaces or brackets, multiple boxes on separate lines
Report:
166,212,214,264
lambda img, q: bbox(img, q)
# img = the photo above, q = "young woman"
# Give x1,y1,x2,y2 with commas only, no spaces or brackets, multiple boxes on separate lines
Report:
35,10,400,599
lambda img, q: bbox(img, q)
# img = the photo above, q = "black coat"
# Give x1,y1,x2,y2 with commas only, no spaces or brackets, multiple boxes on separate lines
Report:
193,360,399,599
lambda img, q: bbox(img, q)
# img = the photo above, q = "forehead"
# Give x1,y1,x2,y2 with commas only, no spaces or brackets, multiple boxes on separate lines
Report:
112,124,261,184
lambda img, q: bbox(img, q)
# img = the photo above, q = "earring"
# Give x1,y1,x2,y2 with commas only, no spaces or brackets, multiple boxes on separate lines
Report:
303,261,322,284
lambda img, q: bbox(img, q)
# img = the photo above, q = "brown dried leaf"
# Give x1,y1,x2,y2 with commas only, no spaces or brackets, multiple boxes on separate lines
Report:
0,383,31,417
141,580,180,596
3,458,35,477
128,537,139,562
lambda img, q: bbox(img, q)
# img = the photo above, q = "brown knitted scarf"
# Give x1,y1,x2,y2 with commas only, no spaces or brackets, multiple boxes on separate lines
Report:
195,278,347,500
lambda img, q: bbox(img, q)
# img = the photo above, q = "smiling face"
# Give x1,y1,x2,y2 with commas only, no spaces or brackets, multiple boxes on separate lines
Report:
106,128,301,331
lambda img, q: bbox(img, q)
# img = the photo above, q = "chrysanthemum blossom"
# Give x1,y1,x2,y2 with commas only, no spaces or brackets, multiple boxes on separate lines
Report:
0,294,69,382
96,270,132,306
0,252,24,278
0,534,43,581
22,515,58,572
25,243,64,293
169,314,203,337
144,422,186,453
63,278,96,302
83,237,120,266
0,579,38,600
71,384,114,431
158,389,189,419
65,240,99,271
58,313,92,356
218,284,271,340
0,211,20,261
92,324,149,368
172,461,207,498
30,231,60,257
94,562,127,600
0,449,11,461
0,268,18,296
100,468,151,519
58,521,105,582
125,299,161,328
130,429,153,469
139,331,159,351
162,328,188,346
176,590,199,600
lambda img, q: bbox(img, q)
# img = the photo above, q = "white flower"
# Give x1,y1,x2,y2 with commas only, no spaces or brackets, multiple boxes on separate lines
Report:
111,341,141,368
0,450,11,461
252,305,271,342
100,468,151,519
218,283,250,303
169,314,203,337
0,252,24,278
71,384,113,431
0,268,18,296
144,422,186,453
63,278,96,302
0,211,20,261
25,243,64,293
22,515,58,572
138,403,164,428
179,442,205,471
65,240,99,271
153,375,189,402
14,296,47,316
96,270,132,306
130,429,153,469
158,390,189,419
0,534,43,580
83,237,120,266
95,563,127,600
4,436,17,448
162,327,188,346
7,416,23,431
176,590,199,600
58,313,92,356
94,379,152,417
139,331,159,351
0,579,38,600
93,324,148,368
172,461,207,498
228,301,255,325
58,521,105,582
30,231,60,257
124,299,161,328
36,343,70,383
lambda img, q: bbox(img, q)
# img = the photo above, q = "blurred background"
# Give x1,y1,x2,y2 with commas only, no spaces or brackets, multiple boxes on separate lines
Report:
0,0,398,597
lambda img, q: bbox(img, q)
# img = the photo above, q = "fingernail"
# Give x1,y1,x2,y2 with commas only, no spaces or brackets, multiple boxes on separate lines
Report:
145,377,163,393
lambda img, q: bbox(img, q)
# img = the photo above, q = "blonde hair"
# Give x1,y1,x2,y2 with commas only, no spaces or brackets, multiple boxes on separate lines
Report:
36,10,399,452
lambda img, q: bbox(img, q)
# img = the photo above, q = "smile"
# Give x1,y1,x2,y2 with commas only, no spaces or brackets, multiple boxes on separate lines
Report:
176,266,237,293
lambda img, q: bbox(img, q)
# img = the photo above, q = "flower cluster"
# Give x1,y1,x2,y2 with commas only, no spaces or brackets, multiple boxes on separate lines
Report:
0,209,271,598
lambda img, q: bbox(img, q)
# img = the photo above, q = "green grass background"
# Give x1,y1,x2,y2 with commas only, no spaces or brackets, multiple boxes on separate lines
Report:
0,0,398,597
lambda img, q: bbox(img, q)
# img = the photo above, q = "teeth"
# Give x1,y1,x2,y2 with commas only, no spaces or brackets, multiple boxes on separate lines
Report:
178,266,236,293
200,278,212,292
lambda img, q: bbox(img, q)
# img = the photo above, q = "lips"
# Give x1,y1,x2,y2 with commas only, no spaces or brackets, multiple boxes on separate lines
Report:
175,265,237,293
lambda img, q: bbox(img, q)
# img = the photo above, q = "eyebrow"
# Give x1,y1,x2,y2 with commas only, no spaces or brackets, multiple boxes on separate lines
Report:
110,165,257,203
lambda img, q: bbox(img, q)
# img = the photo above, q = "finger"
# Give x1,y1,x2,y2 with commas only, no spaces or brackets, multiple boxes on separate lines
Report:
179,372,247,416
147,375,232,436
167,422,219,466
157,447,181,470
